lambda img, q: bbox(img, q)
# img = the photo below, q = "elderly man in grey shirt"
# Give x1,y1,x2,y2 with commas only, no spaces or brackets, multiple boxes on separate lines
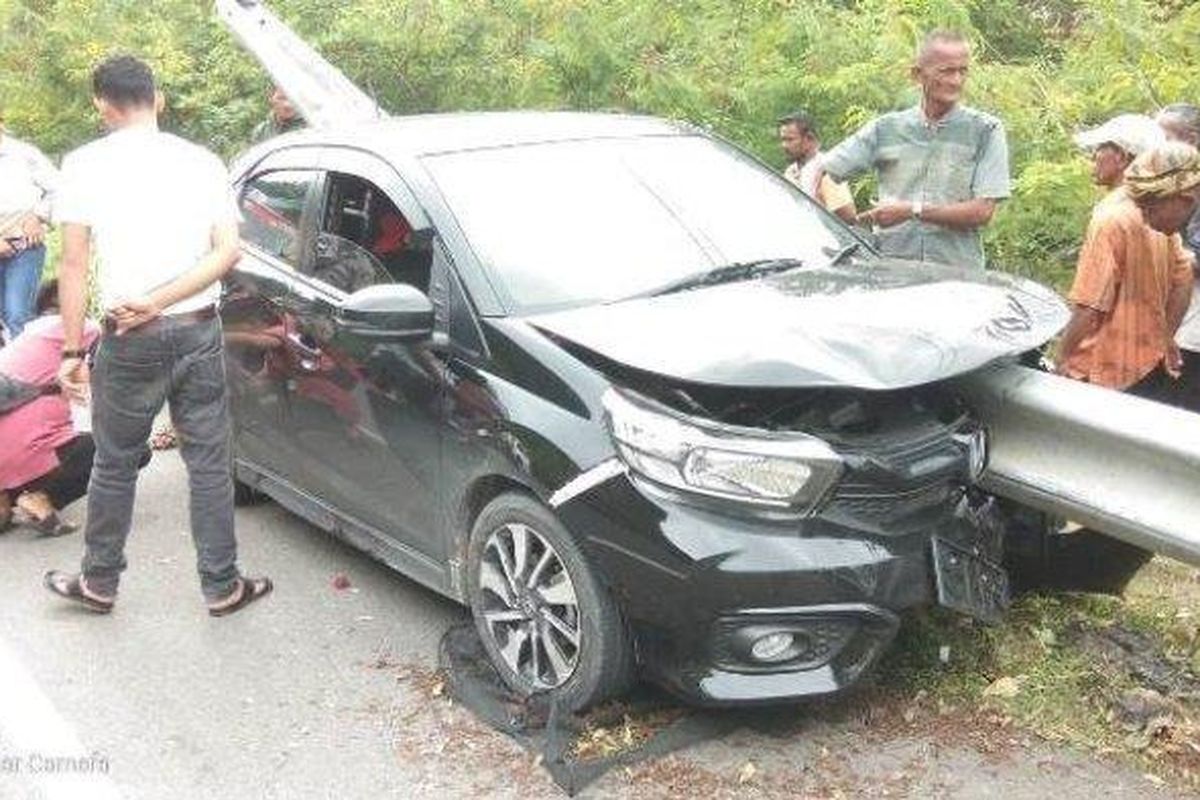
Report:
818,30,1011,271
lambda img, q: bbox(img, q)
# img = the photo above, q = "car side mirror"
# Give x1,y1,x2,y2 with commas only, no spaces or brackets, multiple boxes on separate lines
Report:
336,284,434,342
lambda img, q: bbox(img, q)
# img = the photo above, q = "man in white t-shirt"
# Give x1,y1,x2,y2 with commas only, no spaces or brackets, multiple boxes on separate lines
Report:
45,55,272,616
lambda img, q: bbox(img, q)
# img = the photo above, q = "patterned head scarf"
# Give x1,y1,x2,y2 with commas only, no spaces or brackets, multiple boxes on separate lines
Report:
1125,142,1200,201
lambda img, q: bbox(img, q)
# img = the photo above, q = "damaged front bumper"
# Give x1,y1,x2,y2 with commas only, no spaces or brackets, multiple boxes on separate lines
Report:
556,467,1009,705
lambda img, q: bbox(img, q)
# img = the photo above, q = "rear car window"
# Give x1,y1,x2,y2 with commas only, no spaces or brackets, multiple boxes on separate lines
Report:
239,169,316,265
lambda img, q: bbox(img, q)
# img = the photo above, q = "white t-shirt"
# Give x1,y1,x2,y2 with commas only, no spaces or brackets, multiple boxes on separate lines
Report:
0,135,59,220
56,124,237,316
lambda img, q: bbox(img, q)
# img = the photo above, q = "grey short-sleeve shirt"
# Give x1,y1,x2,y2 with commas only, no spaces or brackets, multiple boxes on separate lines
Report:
822,105,1011,271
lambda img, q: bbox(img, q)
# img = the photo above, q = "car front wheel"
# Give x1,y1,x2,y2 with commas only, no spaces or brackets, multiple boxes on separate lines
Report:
467,492,632,711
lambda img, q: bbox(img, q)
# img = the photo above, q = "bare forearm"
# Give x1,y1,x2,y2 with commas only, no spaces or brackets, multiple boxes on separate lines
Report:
58,225,91,350
921,199,998,231
148,242,240,311
832,204,857,225
1056,306,1101,366
1167,282,1191,335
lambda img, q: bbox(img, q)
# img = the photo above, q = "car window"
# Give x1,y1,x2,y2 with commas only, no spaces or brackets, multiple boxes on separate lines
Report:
323,172,433,293
306,232,392,294
423,135,858,314
239,169,317,265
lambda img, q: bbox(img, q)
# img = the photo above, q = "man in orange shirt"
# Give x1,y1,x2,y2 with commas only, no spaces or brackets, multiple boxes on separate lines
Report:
1056,142,1198,402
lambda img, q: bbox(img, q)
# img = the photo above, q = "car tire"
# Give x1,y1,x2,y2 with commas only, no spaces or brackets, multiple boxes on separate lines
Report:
230,457,263,507
467,492,633,711
233,478,262,507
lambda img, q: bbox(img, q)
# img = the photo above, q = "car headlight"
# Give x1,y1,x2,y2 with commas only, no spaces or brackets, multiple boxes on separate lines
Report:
603,388,843,511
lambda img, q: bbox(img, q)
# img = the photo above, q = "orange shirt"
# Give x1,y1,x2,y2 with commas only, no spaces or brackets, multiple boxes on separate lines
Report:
1064,193,1194,389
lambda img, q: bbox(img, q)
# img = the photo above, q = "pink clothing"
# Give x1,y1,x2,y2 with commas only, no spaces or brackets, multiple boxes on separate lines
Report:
0,315,99,489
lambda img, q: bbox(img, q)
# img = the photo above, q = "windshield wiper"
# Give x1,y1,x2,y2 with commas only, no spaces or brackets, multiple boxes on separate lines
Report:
629,258,806,300
825,241,861,267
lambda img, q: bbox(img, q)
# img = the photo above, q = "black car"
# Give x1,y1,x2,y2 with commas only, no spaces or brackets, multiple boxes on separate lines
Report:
222,112,1070,709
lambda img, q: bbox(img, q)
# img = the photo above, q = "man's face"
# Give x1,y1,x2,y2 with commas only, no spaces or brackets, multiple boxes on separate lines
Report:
1092,143,1132,188
779,123,817,162
1136,190,1199,234
914,41,971,110
269,87,297,123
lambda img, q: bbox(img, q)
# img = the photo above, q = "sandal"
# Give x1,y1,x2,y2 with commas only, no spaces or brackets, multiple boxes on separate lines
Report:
208,575,273,617
43,570,115,614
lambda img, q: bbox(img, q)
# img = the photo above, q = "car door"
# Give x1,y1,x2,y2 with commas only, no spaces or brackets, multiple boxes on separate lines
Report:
282,148,448,564
224,149,325,491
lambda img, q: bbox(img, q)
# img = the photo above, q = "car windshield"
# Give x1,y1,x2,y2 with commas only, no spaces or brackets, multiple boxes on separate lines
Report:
423,135,862,313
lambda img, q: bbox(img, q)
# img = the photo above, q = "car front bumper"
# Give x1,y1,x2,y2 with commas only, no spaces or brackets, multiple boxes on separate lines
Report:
557,470,1003,705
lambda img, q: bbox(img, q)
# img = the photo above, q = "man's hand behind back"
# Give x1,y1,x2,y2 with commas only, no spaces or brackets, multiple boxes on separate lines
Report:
57,357,90,404
108,296,162,335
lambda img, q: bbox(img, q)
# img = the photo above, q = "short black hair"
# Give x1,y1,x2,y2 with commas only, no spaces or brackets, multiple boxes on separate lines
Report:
35,279,58,315
778,111,817,137
92,55,156,109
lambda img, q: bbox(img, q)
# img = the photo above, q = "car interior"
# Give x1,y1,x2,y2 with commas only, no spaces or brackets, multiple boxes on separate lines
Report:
323,172,433,294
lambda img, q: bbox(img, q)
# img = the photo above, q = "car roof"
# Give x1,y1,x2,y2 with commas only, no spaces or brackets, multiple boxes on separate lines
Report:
275,111,694,158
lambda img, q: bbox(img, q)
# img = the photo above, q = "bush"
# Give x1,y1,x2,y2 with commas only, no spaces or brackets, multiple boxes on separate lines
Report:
2,0,1197,289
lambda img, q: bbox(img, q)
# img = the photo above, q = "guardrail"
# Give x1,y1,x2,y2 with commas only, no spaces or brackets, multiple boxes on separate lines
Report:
214,0,385,128
957,362,1200,567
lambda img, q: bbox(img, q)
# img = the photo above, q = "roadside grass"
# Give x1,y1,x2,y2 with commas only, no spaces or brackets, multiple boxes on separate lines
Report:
875,557,1200,790
562,559,1200,791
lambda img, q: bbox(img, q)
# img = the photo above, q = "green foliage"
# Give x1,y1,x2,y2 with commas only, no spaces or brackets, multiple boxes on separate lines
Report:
2,0,1198,286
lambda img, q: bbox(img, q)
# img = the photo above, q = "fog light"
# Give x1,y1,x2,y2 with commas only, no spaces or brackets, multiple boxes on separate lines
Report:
750,632,796,663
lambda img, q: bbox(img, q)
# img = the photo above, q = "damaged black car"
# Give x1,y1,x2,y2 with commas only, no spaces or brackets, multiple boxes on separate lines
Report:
222,112,1076,709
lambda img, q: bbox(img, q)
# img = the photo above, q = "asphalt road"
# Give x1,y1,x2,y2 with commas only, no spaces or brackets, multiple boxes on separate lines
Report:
0,452,1188,799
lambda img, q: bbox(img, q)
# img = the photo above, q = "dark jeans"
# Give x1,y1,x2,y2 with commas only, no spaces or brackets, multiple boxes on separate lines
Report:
15,434,96,510
82,315,240,601
1177,349,1200,413
1125,365,1181,406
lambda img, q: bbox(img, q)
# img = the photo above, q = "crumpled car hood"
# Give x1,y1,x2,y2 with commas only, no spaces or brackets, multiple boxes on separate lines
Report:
528,260,1068,390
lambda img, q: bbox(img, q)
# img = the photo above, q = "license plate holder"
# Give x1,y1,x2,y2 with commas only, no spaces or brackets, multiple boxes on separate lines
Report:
931,536,1010,624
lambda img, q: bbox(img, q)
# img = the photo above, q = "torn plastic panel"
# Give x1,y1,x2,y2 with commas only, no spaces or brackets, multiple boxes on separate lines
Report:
530,259,1068,391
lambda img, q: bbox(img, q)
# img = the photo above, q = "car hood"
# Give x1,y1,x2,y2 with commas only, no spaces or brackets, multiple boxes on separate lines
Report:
527,260,1069,390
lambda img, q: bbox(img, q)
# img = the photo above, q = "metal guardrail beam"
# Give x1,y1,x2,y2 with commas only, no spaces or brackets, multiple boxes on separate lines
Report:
957,362,1200,567
214,0,384,129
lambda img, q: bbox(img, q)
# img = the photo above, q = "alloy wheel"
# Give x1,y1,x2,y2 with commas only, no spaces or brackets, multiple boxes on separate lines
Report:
478,522,581,689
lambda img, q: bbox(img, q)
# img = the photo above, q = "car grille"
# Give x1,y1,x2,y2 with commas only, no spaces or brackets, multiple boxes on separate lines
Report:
823,419,977,527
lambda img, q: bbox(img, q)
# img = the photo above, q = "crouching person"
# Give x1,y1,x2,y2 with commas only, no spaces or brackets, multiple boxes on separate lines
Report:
0,281,116,536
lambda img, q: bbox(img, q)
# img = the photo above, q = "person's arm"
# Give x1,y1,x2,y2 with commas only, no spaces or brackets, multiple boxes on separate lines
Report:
108,220,241,334
1168,239,1194,334
810,119,881,200
22,144,60,245
818,175,858,225
1164,239,1194,376
56,222,92,402
1055,216,1121,374
1054,305,1103,375
861,197,998,229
